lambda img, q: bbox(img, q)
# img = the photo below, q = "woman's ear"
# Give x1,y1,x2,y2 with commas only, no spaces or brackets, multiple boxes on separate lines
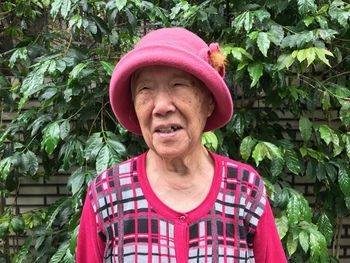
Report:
207,94,215,117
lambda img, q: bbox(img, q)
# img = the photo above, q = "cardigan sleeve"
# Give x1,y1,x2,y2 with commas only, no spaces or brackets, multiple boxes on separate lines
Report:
253,200,287,263
76,194,105,263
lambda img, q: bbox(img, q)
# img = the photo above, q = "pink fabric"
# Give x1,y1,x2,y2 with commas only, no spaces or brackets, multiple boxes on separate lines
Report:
76,153,287,262
253,201,287,263
76,195,105,263
109,28,233,134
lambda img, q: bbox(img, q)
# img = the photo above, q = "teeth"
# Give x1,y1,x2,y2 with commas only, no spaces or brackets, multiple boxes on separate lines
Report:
157,126,179,133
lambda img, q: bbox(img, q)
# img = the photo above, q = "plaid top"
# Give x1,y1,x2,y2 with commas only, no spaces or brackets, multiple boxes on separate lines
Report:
77,152,286,263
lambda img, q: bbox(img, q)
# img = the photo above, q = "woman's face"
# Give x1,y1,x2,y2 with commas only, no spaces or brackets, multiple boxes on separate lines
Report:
132,65,215,160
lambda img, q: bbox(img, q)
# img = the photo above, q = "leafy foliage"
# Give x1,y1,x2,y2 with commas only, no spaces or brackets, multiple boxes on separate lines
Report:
0,0,350,262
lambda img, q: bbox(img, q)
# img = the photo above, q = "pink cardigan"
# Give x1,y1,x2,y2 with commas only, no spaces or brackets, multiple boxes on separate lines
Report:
77,152,287,262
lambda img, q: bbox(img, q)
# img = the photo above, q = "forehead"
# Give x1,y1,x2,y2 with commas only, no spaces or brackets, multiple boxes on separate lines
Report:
133,65,195,82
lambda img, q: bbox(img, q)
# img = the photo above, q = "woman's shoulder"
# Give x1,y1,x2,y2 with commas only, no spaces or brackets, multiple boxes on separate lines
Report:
211,152,261,176
89,153,145,189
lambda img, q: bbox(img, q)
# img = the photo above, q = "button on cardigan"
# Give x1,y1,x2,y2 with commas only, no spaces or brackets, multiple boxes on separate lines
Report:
76,152,287,263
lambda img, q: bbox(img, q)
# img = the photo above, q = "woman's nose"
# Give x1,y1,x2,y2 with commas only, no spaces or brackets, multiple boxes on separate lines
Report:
152,89,176,116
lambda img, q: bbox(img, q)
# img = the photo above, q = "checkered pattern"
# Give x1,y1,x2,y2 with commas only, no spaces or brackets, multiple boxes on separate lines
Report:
88,153,266,262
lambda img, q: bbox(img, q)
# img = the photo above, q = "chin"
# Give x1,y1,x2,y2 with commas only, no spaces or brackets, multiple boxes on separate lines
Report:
150,145,188,160
154,149,184,159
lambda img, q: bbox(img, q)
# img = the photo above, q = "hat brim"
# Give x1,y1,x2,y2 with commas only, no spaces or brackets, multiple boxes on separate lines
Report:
109,44,233,135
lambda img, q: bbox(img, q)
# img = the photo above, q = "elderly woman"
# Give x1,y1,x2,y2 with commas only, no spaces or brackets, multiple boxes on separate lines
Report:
76,28,287,263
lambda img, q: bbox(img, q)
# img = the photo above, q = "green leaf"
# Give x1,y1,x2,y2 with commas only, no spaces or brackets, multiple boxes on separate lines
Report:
287,230,298,256
46,198,70,230
299,116,313,142
309,230,327,257
299,230,309,253
276,54,295,70
300,147,327,161
0,157,12,180
11,216,25,234
84,133,103,161
29,114,52,136
297,0,317,16
227,47,253,61
96,145,110,173
321,91,331,111
20,69,45,109
69,62,90,83
252,142,267,166
248,63,263,87
329,1,350,28
284,147,301,175
257,32,270,57
116,0,127,11
252,141,282,166
9,47,28,68
292,48,318,66
60,0,71,19
316,29,338,41
42,122,61,155
13,236,33,263
267,25,284,46
232,11,254,33
105,132,126,155
125,8,137,30
339,101,350,125
304,16,315,27
60,138,84,170
345,196,350,211
240,136,257,161
69,14,83,28
248,31,258,41
300,196,312,222
271,157,284,177
69,224,79,254
338,164,350,196
314,48,333,67
344,134,350,159
264,142,283,159
100,61,114,76
319,125,332,145
51,0,71,19
317,214,333,245
25,151,38,176
253,9,271,22
315,15,328,28
287,194,301,225
293,49,307,63
47,60,57,74
0,221,9,239
275,215,289,239
67,168,85,195
228,112,246,137
274,187,290,208
325,163,337,182
305,49,316,66
63,249,74,263
201,131,218,151
49,240,70,263
60,120,70,140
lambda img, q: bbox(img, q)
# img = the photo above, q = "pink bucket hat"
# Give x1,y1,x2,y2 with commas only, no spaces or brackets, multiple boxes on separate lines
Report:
109,27,233,134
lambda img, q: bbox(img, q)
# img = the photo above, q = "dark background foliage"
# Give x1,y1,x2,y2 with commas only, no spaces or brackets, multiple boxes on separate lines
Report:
0,0,350,262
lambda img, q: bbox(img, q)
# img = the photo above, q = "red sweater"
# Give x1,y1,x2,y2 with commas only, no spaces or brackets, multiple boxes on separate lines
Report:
77,152,287,262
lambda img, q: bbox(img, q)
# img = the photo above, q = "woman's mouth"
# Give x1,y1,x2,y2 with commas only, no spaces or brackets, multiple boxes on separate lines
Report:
155,126,182,134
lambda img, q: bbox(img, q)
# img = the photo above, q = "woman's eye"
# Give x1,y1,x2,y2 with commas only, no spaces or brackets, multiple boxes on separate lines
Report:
137,86,149,92
173,82,188,87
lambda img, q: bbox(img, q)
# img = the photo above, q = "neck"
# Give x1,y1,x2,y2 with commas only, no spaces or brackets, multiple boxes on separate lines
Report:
145,146,215,212
146,146,213,189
